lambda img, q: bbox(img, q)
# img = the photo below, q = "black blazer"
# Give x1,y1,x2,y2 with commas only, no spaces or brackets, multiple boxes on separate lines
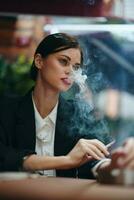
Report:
0,91,111,179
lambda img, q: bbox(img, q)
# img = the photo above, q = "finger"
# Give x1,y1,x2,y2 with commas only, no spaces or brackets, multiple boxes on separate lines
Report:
85,147,102,160
87,143,106,159
123,138,134,153
126,160,134,169
85,154,93,161
111,148,126,168
120,140,134,167
80,154,94,166
123,153,134,167
89,139,109,156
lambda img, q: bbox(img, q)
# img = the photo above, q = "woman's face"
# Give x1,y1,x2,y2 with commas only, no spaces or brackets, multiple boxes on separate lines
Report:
36,48,81,92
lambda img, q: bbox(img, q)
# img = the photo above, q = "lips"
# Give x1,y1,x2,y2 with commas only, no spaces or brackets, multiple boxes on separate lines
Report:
61,78,72,85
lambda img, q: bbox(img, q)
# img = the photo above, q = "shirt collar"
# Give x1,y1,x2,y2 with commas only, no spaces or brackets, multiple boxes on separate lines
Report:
32,95,58,126
48,101,58,125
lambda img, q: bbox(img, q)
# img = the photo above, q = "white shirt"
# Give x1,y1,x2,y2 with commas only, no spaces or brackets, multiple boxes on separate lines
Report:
33,98,58,176
32,97,109,177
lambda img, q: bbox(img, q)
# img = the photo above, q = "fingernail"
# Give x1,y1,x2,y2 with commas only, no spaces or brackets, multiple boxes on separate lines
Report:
117,158,124,166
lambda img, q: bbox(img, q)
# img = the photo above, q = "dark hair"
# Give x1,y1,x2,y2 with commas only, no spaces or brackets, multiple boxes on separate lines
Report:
30,33,83,81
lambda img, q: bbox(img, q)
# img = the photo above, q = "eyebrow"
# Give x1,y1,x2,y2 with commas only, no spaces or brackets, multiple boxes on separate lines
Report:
60,55,71,61
60,55,81,66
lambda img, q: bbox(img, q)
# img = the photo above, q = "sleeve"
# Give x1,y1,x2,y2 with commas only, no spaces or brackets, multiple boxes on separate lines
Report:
91,158,111,177
0,122,36,172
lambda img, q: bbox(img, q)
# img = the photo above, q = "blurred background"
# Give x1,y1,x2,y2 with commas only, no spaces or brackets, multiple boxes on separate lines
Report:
0,0,134,145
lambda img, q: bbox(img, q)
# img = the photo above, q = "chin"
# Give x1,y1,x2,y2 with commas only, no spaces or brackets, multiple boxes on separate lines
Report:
58,88,69,93
57,84,72,92
62,85,72,92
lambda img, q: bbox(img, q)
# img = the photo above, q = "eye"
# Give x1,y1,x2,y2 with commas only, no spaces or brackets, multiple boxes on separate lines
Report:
73,64,80,71
59,58,69,66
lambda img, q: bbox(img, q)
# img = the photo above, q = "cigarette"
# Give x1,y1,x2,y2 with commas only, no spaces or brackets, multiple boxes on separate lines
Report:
106,140,116,148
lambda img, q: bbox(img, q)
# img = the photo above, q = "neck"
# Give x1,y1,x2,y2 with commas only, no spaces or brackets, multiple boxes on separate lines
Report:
33,82,59,118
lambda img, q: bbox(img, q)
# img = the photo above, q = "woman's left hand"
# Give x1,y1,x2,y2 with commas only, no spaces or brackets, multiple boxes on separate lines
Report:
120,137,134,169
110,137,134,170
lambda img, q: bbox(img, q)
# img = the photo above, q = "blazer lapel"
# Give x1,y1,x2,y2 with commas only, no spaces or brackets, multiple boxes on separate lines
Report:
54,97,75,156
15,91,36,150
54,96,77,177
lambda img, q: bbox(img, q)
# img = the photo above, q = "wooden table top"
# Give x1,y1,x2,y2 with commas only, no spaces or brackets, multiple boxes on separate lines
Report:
0,176,133,200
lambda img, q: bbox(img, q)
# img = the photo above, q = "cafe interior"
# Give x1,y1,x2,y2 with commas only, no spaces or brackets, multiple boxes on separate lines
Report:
0,0,134,199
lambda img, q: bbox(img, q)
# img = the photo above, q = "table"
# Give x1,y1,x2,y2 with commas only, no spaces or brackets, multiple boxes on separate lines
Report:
0,177,133,200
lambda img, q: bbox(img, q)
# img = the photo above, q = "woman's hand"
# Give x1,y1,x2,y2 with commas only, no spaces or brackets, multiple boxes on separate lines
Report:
98,137,134,173
97,137,134,184
23,138,109,171
66,138,109,168
110,137,134,169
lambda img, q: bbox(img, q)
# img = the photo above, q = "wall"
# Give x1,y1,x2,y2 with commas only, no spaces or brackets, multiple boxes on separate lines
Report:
0,0,103,16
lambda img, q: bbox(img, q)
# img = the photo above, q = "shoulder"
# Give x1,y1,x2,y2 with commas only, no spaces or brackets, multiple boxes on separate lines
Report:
59,95,93,110
58,96,95,127
0,91,32,118
0,95,21,128
0,95,21,112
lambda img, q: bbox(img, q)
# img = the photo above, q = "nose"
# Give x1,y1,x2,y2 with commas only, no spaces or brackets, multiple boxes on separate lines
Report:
65,65,73,74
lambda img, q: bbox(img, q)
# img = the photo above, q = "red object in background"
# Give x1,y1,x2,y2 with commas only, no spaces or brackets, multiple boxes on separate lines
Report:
0,0,103,17
15,36,32,47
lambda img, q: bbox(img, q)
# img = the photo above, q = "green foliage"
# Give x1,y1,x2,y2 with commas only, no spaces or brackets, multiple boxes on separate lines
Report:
0,54,35,96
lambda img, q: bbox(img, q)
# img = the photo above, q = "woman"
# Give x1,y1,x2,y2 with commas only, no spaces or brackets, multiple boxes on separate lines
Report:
0,33,111,178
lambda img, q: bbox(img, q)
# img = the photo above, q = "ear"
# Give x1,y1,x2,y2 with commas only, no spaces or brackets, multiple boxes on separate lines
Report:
34,54,43,69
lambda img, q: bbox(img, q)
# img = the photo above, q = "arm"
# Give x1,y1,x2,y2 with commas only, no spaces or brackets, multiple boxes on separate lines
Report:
0,123,35,171
23,139,109,172
0,116,109,172
0,97,109,172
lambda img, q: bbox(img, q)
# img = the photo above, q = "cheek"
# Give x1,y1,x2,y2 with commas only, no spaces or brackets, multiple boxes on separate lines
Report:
48,67,63,81
40,60,63,83
41,68,59,84
44,60,61,73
